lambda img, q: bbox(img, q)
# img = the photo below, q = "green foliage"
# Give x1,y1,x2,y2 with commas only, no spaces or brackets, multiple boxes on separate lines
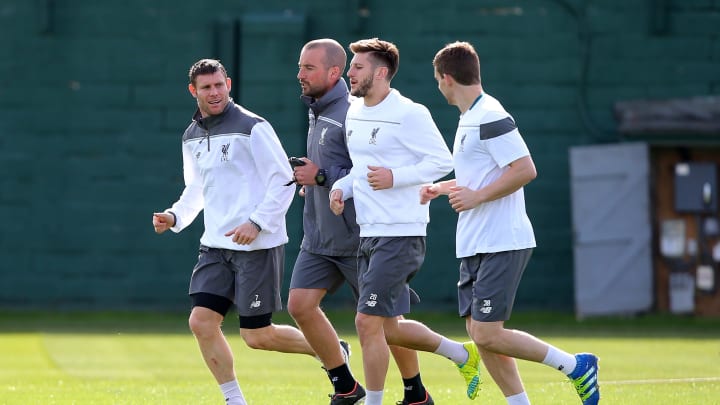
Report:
1,312,719,404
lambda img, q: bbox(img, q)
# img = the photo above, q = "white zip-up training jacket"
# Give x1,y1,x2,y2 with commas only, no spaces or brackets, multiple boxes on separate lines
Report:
167,101,294,251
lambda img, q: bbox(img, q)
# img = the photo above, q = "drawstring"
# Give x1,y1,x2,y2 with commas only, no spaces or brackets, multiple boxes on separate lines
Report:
206,131,210,151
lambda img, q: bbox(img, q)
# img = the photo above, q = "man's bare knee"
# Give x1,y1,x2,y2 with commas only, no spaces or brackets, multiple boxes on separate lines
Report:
188,310,221,338
240,328,271,350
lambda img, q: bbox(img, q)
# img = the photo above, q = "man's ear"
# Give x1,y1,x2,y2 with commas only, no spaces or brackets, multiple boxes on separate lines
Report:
226,77,232,93
188,83,197,98
375,65,389,80
329,65,341,81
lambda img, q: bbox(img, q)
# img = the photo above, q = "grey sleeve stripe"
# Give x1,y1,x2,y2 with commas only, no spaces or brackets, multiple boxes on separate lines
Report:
480,117,517,140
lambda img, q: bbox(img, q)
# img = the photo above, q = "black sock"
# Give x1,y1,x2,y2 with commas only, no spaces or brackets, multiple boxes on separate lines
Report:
327,363,356,394
402,373,426,403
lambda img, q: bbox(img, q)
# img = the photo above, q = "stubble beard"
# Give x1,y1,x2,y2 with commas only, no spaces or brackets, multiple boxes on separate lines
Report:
350,75,373,98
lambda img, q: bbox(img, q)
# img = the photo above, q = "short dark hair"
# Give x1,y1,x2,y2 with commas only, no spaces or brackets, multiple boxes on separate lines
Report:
349,38,399,80
188,59,227,86
433,41,481,86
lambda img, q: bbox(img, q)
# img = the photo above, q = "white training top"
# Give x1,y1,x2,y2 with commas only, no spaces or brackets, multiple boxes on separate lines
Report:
332,89,453,237
168,104,294,251
453,93,536,258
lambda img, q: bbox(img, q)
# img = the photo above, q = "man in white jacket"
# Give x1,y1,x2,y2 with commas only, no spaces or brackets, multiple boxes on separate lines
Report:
152,59,317,405
330,38,482,405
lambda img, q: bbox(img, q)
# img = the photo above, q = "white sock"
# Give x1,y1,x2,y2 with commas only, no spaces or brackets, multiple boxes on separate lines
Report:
220,380,247,405
434,337,469,364
542,346,577,375
506,391,531,405
364,390,384,405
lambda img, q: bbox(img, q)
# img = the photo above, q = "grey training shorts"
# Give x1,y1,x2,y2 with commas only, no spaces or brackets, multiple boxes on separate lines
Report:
189,244,284,317
289,249,360,299
458,248,533,322
357,236,425,317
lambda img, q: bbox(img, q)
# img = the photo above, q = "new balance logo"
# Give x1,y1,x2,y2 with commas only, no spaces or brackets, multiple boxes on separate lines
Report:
480,299,492,314
365,293,378,307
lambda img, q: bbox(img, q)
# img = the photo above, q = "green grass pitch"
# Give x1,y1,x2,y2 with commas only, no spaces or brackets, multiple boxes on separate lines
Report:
1,311,718,404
